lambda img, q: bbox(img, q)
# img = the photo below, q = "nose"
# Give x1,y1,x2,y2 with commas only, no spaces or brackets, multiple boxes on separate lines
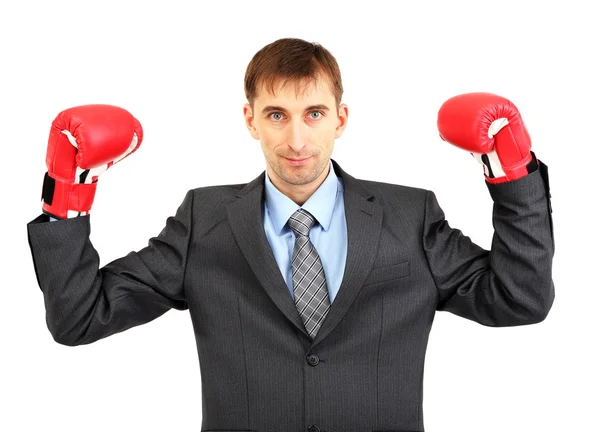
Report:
287,118,307,152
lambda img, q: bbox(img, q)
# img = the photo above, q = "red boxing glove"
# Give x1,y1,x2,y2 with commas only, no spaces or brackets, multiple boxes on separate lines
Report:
437,92,538,184
42,104,143,219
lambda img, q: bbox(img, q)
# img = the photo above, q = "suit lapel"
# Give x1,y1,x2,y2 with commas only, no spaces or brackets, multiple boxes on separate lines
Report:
227,159,383,344
227,173,308,337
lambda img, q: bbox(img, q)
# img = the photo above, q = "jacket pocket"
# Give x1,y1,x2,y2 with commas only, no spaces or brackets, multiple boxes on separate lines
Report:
364,261,411,286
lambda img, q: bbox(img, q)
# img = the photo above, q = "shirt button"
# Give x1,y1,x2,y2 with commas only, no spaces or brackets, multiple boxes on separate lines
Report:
308,425,320,432
306,354,320,366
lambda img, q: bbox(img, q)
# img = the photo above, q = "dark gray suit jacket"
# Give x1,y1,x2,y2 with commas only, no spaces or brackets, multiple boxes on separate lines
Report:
27,158,555,432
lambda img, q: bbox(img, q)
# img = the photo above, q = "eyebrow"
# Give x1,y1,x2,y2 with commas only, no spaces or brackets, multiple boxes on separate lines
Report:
261,104,330,115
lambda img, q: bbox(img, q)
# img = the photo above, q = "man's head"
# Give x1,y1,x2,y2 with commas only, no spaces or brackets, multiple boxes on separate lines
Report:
243,38,348,204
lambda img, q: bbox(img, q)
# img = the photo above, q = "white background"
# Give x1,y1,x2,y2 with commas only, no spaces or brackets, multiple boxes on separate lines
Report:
1,1,598,431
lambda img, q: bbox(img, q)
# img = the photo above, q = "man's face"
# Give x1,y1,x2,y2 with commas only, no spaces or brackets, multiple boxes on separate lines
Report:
244,76,348,192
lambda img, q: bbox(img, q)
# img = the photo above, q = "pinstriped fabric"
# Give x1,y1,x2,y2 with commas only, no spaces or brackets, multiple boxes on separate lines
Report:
288,208,330,339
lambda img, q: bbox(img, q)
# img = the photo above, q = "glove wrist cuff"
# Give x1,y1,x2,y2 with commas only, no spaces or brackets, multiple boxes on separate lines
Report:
41,172,98,219
485,151,539,184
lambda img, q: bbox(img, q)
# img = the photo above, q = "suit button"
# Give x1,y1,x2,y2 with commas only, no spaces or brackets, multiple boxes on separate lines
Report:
308,425,320,432
306,354,320,366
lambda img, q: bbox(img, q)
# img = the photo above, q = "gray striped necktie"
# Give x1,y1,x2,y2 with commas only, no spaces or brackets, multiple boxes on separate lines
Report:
288,208,331,339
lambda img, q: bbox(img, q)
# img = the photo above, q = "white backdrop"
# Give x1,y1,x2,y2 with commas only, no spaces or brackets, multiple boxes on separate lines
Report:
1,1,598,431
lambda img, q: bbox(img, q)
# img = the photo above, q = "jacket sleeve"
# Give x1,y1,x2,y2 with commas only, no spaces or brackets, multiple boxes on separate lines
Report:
26,189,194,346
423,159,555,326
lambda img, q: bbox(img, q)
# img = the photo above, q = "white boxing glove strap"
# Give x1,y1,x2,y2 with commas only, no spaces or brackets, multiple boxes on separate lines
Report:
471,117,510,179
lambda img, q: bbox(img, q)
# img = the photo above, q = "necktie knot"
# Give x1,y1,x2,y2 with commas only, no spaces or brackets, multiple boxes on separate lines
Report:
288,208,316,238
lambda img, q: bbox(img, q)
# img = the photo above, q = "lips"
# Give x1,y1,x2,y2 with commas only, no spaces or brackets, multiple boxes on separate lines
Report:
283,155,312,166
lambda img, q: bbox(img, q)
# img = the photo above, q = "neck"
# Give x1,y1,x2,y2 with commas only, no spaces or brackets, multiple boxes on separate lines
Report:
268,163,330,206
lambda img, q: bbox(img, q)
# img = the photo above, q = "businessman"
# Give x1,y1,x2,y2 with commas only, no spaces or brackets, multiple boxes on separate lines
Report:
27,37,555,432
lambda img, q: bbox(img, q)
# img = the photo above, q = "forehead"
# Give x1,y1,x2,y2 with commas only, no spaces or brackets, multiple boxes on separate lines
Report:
255,76,334,106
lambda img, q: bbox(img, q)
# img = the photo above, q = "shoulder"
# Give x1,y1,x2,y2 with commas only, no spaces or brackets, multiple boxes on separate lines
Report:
172,182,250,234
356,177,431,203
181,183,248,218
189,182,248,202
351,177,440,224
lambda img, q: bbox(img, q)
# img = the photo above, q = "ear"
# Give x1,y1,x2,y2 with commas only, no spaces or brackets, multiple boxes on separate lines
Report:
243,103,260,140
335,103,349,138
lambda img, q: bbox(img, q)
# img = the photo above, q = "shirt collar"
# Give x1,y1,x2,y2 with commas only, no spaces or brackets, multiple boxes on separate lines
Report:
264,159,339,235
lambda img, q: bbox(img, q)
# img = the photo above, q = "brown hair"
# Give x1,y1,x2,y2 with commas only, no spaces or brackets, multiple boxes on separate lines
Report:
244,38,344,115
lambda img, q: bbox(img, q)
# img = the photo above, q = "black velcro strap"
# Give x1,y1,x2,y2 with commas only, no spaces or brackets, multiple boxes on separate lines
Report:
481,153,495,178
526,151,539,174
41,172,55,205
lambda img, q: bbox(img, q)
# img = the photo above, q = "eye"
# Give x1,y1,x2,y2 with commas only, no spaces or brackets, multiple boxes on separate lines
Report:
268,111,324,121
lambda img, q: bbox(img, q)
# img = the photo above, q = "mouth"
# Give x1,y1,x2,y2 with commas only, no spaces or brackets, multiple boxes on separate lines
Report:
283,155,312,166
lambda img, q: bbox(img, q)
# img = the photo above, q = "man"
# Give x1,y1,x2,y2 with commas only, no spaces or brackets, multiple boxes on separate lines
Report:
27,37,555,432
